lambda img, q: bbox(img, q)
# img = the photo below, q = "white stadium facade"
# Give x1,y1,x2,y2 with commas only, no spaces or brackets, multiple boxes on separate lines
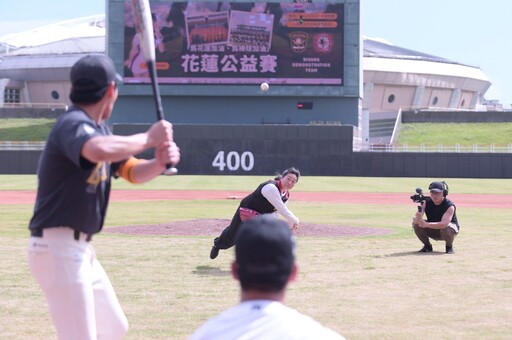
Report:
0,14,494,144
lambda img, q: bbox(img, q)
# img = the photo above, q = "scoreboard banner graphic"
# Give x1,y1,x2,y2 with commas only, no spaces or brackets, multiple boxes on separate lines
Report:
123,1,344,85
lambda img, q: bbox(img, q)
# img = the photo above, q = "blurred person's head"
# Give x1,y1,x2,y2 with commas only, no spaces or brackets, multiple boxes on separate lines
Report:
232,216,297,298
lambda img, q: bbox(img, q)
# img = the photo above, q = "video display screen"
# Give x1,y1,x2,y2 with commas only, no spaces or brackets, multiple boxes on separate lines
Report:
123,1,344,85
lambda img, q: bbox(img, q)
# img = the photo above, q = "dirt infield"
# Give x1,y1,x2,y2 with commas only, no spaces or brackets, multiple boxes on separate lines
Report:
104,219,391,237
5,189,512,237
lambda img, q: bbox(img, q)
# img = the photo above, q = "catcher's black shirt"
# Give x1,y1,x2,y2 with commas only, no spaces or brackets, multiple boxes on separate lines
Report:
425,198,459,230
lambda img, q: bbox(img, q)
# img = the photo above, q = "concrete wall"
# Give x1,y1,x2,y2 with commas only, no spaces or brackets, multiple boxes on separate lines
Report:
0,150,41,174
112,96,362,127
4,124,511,178
0,108,64,119
351,152,512,178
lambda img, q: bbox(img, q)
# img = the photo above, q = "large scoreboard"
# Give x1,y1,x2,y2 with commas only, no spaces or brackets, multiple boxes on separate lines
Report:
108,0,361,127
122,1,344,86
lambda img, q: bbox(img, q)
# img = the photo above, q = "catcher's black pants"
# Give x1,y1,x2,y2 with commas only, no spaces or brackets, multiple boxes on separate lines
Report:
413,223,457,247
214,208,242,249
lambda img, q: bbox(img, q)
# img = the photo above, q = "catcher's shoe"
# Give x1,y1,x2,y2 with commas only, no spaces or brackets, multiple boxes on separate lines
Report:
445,245,454,254
418,244,433,253
210,246,220,259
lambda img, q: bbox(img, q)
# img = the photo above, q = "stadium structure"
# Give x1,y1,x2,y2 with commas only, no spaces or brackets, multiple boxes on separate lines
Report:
0,14,494,145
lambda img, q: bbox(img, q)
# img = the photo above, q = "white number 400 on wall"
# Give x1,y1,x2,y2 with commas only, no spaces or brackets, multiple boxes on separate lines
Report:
212,151,254,171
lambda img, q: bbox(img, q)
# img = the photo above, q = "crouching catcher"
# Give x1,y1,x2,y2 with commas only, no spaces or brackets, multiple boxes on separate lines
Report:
411,181,460,254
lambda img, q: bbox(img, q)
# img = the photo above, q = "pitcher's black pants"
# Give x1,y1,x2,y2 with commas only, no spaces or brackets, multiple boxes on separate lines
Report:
213,208,242,250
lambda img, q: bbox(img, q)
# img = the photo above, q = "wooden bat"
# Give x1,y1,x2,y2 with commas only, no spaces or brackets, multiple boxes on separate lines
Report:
131,0,178,175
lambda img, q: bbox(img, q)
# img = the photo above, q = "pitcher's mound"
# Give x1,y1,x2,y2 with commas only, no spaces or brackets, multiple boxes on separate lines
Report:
104,219,391,237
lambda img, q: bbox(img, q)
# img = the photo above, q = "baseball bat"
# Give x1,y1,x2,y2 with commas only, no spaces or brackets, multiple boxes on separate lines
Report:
131,0,178,175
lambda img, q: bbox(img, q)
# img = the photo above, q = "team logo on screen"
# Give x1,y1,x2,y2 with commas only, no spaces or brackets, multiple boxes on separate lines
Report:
289,32,308,53
313,33,334,53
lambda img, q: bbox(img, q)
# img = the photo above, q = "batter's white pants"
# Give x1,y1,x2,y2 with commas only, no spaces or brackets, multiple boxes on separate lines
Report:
27,227,129,340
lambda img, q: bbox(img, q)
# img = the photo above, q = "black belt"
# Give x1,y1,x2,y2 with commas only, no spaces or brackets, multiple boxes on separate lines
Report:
30,228,92,242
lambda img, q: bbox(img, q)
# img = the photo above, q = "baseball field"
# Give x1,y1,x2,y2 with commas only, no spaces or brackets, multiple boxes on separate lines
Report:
1,174,511,339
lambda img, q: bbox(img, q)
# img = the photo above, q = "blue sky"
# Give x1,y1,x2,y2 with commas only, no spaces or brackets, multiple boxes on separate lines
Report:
363,0,512,107
1,0,510,107
0,1,105,34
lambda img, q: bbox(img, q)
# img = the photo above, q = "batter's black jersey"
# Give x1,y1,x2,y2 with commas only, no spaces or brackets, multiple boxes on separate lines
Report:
240,180,289,214
29,107,123,234
425,198,459,229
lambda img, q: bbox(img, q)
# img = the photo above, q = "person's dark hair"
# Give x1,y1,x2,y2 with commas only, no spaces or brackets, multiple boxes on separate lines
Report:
274,167,300,182
240,276,286,293
235,216,296,293
70,87,109,105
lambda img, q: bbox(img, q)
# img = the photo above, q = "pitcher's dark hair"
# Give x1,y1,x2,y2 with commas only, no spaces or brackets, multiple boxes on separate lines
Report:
274,167,300,182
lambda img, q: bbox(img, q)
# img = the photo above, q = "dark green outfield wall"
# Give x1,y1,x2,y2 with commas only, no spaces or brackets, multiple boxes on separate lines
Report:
3,124,511,178
0,150,41,174
114,124,355,175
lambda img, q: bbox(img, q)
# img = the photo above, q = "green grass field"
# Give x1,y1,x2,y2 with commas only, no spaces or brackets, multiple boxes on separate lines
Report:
0,118,56,141
1,175,511,339
397,122,512,146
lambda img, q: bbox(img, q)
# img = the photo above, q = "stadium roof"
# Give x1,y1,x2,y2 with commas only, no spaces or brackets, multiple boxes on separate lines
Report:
0,16,105,81
0,15,488,84
363,37,472,67
0,15,104,53
0,14,474,64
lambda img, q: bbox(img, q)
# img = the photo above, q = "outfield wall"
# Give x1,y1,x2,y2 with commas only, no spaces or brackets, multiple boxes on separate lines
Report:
3,124,511,178
0,150,41,174
114,124,355,175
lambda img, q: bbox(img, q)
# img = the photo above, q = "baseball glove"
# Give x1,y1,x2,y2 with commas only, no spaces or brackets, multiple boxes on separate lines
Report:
239,207,260,222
